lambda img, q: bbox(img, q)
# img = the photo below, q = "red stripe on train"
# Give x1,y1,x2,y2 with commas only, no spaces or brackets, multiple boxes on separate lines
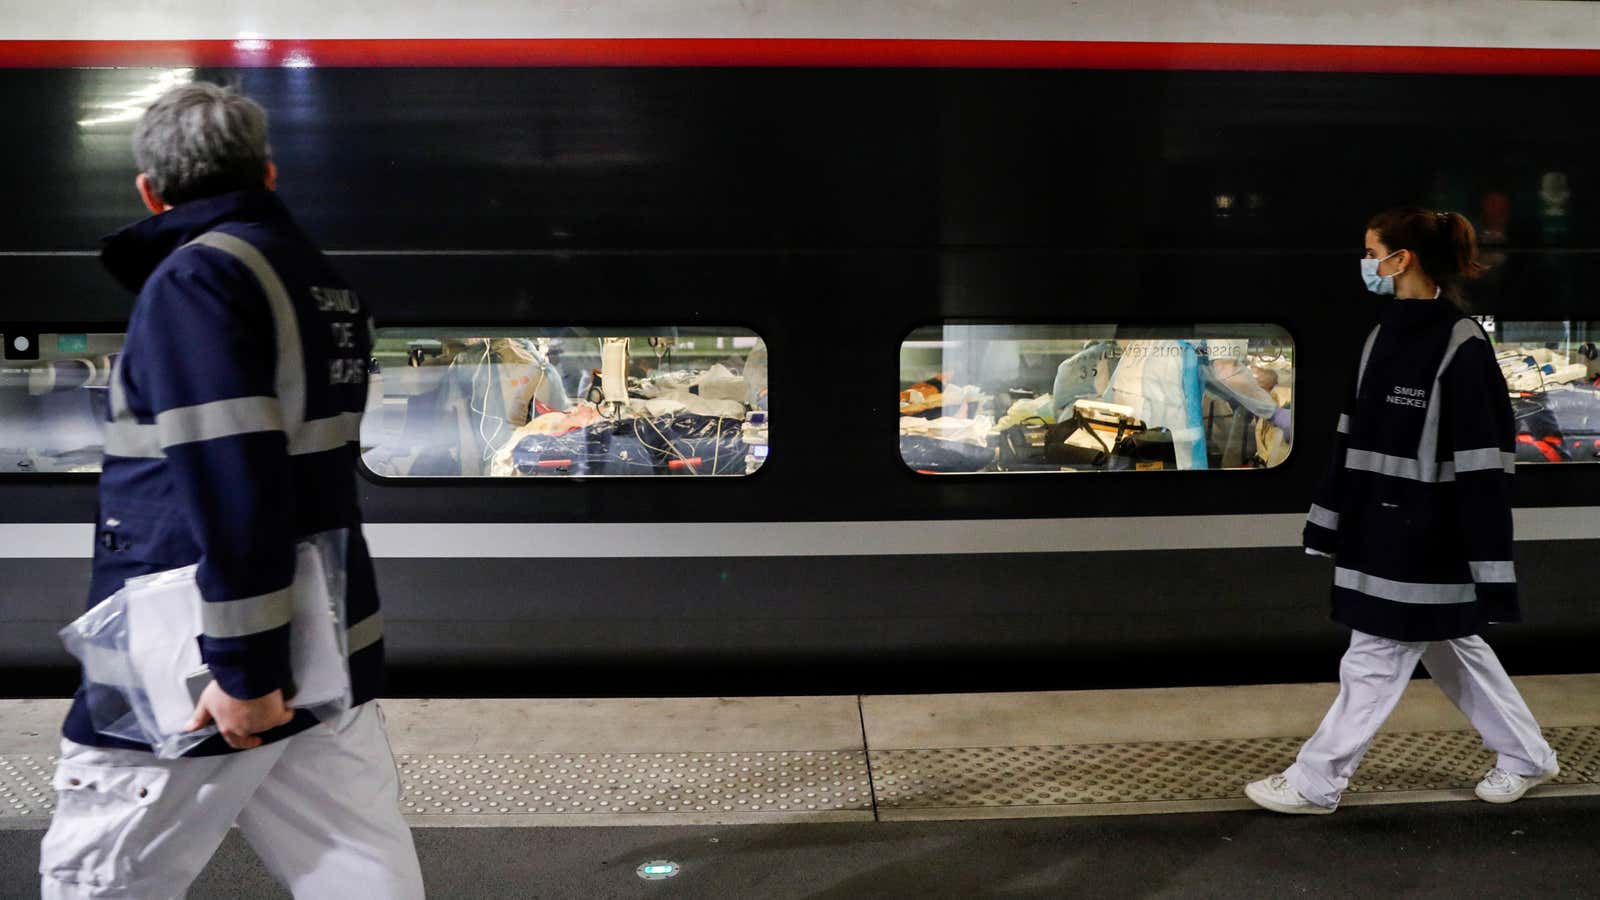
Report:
1,38,1600,74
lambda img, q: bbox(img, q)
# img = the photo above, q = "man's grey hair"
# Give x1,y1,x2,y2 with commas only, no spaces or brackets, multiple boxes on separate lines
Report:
132,82,271,206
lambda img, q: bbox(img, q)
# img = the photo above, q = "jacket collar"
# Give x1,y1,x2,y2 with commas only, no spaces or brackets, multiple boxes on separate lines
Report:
100,189,291,293
1379,295,1459,329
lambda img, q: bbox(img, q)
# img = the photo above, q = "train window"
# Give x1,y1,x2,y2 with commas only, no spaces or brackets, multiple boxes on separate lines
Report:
361,327,769,478
899,324,1295,474
1481,319,1600,464
0,332,125,474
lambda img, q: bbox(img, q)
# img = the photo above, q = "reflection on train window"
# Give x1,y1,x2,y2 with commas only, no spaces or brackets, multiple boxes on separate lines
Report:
1480,319,1600,464
362,328,769,477
0,332,123,474
899,325,1295,474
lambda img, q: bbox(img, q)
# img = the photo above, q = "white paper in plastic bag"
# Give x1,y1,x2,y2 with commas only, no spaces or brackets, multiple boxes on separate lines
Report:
122,566,207,741
291,532,353,720
58,529,355,758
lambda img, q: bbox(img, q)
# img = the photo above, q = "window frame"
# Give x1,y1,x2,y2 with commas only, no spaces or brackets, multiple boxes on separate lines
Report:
0,323,126,483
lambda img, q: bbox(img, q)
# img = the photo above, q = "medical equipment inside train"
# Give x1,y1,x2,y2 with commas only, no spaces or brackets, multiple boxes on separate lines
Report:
359,328,770,478
0,333,123,474
898,326,1296,474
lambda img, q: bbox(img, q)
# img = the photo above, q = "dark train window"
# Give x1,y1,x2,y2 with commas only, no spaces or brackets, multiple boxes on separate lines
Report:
362,327,769,478
0,332,124,474
1483,319,1600,464
899,324,1295,474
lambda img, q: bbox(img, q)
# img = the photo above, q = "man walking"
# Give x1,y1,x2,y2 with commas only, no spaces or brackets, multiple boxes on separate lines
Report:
39,82,424,898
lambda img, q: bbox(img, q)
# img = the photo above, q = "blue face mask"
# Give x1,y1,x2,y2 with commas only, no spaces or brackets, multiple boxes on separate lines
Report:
1361,251,1402,295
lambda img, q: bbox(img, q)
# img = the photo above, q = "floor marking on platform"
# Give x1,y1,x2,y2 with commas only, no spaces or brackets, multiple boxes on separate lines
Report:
2,726,1594,828
396,750,874,826
0,754,54,825
870,725,1600,821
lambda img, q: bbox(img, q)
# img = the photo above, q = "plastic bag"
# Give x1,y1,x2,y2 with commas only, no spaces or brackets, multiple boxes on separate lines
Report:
57,530,354,759
297,529,354,725
58,588,180,750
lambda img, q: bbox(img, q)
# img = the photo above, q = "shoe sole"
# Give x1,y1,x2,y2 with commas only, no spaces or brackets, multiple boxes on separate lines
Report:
1244,783,1337,815
1476,771,1556,804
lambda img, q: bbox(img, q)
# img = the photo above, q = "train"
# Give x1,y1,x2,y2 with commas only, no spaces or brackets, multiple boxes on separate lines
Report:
2,1,1598,698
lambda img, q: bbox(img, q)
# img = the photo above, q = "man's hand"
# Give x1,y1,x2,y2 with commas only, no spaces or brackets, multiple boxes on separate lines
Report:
185,682,294,750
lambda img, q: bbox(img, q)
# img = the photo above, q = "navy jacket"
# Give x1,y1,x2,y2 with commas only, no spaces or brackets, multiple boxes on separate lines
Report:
1303,298,1519,641
64,190,384,754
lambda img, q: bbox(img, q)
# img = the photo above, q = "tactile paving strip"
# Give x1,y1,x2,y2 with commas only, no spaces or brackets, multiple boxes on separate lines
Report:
396,750,873,818
2,726,1595,825
0,754,55,819
0,750,873,824
870,725,1600,810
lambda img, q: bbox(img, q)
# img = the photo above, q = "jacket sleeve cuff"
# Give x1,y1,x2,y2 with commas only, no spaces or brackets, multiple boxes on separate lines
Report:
1302,521,1338,557
199,631,293,700
1473,582,1520,623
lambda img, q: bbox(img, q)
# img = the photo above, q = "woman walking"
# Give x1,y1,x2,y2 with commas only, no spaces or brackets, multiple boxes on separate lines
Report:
1246,208,1559,814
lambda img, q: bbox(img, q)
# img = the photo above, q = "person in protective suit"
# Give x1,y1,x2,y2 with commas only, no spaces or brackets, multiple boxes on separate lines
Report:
1099,339,1291,469
38,83,424,898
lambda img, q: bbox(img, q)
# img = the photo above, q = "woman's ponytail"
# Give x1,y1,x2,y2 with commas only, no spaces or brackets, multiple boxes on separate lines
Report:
1439,211,1488,284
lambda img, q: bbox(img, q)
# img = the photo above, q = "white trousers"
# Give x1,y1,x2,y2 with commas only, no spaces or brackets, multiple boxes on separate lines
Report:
39,702,424,899
1285,630,1559,808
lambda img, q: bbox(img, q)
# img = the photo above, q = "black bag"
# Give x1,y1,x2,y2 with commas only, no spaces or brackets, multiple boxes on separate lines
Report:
1042,405,1140,468
1002,404,1170,471
1109,428,1177,471
1041,413,1115,467
997,417,1052,468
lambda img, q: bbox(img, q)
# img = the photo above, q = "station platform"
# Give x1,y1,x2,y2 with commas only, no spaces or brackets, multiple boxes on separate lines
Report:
1,674,1596,896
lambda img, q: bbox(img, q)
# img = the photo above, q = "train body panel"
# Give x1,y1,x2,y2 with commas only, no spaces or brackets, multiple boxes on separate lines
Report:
3,0,1599,49
1,10,1597,694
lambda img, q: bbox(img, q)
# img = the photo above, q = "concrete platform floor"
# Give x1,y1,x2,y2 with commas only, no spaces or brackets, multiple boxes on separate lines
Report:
4,675,1596,828
3,795,1597,899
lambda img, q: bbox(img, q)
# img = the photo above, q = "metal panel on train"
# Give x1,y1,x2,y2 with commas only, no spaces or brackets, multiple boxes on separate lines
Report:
1,27,1597,694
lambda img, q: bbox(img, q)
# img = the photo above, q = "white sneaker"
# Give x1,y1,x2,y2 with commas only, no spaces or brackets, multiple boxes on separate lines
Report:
1244,773,1337,815
1475,765,1558,804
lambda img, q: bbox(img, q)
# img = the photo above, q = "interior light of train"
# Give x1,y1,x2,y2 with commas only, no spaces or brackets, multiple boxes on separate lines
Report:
76,68,194,128
1540,172,1571,214
4,333,39,361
